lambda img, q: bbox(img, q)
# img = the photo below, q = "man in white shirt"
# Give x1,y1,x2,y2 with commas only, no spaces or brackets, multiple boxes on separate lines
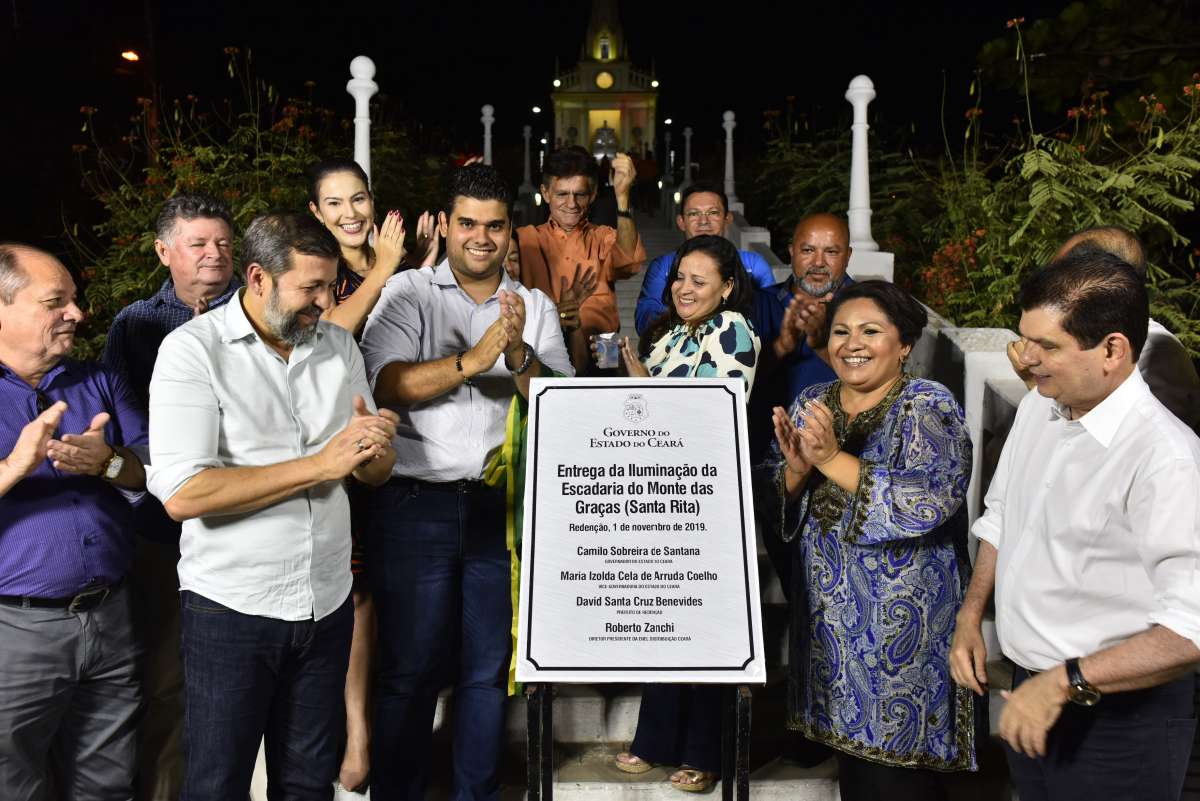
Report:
359,165,572,800
950,248,1200,801
1007,226,1200,432
147,212,397,800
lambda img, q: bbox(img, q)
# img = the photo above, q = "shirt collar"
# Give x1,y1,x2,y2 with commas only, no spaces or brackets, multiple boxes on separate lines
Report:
545,218,590,237
0,358,74,391
220,288,258,343
154,276,242,309
1050,368,1148,448
431,259,515,301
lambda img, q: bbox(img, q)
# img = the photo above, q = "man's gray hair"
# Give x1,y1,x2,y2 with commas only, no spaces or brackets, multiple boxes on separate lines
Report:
155,192,234,244
0,244,32,304
241,212,339,278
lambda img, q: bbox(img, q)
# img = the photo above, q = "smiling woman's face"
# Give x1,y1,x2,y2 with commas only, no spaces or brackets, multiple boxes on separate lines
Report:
310,171,375,251
670,251,730,323
827,297,910,394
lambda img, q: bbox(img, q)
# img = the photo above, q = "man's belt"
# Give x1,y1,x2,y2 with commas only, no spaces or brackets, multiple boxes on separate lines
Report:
393,476,488,494
0,578,123,613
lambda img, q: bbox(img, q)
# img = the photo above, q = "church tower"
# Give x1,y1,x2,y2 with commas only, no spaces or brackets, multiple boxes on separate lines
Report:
550,0,658,156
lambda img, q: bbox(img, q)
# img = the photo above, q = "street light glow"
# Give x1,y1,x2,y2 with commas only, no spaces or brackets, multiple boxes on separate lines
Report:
540,138,548,145
552,79,561,88
121,50,140,62
532,106,542,114
664,118,673,126
651,79,659,88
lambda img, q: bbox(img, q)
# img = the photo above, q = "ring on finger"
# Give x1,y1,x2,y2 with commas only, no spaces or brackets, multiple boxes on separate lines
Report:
355,439,367,452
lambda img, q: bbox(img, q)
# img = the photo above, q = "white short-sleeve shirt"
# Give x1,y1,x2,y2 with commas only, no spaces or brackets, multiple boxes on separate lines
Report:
147,290,374,621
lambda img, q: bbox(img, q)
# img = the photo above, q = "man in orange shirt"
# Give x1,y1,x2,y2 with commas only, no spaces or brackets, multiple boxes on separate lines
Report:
517,147,645,373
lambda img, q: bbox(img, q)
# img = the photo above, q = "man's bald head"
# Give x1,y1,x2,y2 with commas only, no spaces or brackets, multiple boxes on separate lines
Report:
789,213,852,297
0,243,58,305
1055,226,1146,278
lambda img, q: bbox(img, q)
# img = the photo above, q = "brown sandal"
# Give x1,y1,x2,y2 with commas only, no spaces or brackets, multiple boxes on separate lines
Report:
670,767,717,793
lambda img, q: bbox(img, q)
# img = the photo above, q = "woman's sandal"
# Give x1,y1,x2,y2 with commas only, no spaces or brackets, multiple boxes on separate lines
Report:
614,751,656,774
670,767,717,793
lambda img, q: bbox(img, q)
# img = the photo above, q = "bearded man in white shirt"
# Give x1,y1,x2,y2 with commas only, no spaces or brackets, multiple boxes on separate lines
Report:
949,248,1200,801
147,212,398,801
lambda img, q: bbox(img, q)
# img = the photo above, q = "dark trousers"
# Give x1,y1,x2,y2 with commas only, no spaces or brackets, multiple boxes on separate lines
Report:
1005,667,1196,801
630,684,723,773
834,752,948,801
367,479,512,801
130,536,184,801
179,590,353,801
0,584,142,801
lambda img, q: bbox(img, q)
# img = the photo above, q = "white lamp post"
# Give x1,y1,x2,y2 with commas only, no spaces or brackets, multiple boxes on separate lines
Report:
481,104,495,166
845,76,879,251
722,110,737,204
346,56,378,183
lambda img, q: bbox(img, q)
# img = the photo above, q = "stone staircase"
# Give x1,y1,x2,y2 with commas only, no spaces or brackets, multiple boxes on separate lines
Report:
614,215,682,337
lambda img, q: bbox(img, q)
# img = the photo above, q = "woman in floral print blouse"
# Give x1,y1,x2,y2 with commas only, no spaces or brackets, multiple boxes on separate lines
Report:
602,234,760,793
756,280,977,801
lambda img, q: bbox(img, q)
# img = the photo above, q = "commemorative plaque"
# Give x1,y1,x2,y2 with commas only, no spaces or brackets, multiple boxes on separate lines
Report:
515,377,766,683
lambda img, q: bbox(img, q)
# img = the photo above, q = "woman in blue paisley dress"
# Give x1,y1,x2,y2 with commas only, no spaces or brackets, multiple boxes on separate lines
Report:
601,234,760,793
755,280,976,801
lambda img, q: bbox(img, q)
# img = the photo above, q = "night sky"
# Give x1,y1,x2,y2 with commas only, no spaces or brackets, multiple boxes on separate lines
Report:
4,0,1065,258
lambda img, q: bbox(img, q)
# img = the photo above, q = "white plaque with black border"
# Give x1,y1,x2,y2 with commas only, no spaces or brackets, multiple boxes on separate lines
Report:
516,377,766,683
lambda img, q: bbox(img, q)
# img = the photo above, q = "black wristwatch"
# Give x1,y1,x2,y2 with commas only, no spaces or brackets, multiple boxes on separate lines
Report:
1065,658,1101,706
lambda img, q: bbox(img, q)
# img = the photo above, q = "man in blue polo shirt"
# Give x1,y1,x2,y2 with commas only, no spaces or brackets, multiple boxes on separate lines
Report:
102,192,240,801
0,243,149,801
634,180,776,335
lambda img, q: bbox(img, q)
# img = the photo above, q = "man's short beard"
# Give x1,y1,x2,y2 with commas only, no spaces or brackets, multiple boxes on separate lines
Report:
264,286,320,347
798,275,835,297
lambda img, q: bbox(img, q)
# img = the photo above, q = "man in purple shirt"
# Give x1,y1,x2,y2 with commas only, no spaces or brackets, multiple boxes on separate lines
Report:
0,243,149,801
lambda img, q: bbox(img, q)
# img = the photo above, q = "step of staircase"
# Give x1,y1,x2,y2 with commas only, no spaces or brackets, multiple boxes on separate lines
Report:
551,747,838,801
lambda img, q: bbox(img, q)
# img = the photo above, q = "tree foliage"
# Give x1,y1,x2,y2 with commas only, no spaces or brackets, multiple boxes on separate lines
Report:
754,17,1200,355
68,49,447,358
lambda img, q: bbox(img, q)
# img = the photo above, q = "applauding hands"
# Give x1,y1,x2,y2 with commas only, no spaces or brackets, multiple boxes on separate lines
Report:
460,290,528,379
314,395,398,482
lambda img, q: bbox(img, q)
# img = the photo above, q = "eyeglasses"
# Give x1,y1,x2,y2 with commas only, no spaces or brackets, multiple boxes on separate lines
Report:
683,209,724,221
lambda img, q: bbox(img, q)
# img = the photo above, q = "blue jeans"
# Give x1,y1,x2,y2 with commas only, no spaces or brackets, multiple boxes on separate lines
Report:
179,591,353,801
367,479,512,801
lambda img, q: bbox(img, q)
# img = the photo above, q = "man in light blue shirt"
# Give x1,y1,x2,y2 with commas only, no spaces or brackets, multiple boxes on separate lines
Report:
634,180,776,334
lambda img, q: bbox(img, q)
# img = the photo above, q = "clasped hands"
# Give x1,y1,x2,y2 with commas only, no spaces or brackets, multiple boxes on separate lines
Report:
459,290,528,379
314,395,399,481
771,400,839,479
774,293,831,359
